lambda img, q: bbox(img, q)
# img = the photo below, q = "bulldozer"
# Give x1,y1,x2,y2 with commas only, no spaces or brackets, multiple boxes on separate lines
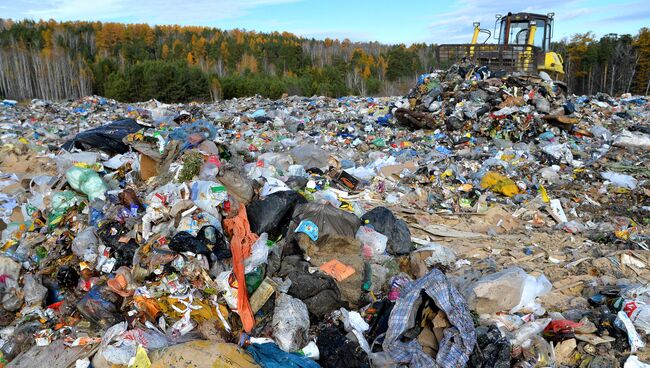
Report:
437,12,565,79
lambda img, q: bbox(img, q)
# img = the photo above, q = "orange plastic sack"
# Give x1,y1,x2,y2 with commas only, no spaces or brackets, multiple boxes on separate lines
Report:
223,203,258,332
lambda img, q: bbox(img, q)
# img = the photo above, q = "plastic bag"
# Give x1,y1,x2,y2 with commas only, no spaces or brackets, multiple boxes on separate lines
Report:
169,231,211,255
247,343,320,368
66,166,108,201
601,171,638,190
613,130,650,149
246,190,307,238
72,227,100,263
48,190,80,225
199,156,220,181
23,273,47,307
480,171,521,197
511,272,553,314
148,340,258,368
259,152,293,172
356,225,387,259
312,189,341,207
76,285,125,329
289,203,361,240
467,267,552,315
272,293,310,352
54,151,100,175
625,356,650,368
617,310,646,352
245,233,269,274
361,206,412,255
61,118,142,154
289,145,329,170
623,300,650,334
218,168,254,205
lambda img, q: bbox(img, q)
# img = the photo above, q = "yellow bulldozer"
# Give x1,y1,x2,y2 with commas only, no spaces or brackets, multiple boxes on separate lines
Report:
437,12,565,79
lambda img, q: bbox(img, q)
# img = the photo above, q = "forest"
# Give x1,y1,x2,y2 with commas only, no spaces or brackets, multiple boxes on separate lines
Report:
0,19,648,102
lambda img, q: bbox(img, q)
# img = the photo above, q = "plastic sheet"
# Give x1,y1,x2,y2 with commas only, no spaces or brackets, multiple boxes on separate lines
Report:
61,118,142,154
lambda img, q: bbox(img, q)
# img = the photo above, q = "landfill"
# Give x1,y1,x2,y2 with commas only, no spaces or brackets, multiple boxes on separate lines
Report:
0,63,649,368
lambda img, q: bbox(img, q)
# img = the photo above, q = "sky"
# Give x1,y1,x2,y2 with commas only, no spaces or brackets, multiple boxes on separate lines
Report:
1,0,649,44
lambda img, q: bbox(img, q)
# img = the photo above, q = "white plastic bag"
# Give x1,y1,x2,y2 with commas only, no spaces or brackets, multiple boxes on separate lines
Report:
356,226,387,259
616,310,646,353
625,356,650,368
511,272,553,314
272,293,310,352
244,233,269,274
601,171,638,190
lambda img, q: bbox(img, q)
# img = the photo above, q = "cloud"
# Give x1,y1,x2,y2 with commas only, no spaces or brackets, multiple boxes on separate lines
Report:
600,8,650,23
4,0,301,24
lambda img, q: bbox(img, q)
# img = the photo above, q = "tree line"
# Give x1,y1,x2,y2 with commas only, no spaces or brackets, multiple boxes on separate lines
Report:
0,19,648,102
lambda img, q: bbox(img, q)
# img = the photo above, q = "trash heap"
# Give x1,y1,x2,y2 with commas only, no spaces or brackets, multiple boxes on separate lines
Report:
0,64,649,368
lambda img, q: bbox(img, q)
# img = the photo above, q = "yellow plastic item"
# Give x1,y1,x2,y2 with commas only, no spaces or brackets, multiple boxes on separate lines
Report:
480,172,521,197
131,345,151,368
538,184,550,203
149,341,259,368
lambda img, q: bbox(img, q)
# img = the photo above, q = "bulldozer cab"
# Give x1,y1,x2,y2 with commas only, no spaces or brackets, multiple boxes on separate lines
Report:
497,13,551,52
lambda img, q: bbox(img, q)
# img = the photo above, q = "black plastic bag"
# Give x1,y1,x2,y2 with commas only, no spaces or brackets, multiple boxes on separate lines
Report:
468,325,511,368
286,269,346,319
61,118,142,154
246,190,307,238
197,225,231,259
114,239,139,268
169,231,211,255
361,206,412,255
97,221,129,249
288,202,361,241
76,285,124,329
317,326,370,368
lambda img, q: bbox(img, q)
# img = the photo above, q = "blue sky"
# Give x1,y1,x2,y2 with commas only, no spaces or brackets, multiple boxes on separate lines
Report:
1,0,649,44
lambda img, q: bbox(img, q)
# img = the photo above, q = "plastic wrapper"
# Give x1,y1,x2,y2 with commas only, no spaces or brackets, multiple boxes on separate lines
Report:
72,227,100,263
190,180,227,218
509,318,551,348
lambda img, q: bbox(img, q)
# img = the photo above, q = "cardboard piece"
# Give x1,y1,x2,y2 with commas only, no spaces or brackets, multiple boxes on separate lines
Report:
140,154,158,180
319,259,356,282
379,161,418,179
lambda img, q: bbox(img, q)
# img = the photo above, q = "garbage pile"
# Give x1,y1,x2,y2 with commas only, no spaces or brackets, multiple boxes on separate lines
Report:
0,64,649,368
